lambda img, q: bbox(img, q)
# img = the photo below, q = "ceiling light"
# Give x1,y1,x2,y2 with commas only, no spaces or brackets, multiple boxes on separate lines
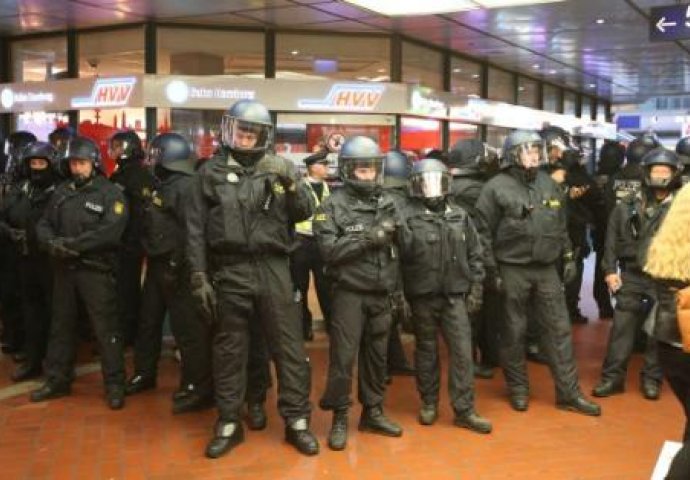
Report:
532,64,540,69
453,68,462,73
342,0,565,16
549,69,557,74
472,74,480,79
291,50,299,56
588,83,596,88
377,68,386,73
595,18,605,24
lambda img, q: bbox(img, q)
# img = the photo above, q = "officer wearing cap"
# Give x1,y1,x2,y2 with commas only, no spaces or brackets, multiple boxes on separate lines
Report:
31,136,129,410
291,149,332,340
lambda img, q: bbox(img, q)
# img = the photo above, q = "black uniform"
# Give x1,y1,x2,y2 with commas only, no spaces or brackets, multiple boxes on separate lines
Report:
133,172,212,397
398,197,484,414
315,185,400,411
598,194,667,387
476,168,583,403
0,178,56,372
110,161,155,345
36,175,128,390
186,151,313,424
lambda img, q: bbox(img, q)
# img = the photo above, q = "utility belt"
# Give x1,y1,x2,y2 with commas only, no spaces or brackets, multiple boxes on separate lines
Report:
210,250,287,267
63,255,114,272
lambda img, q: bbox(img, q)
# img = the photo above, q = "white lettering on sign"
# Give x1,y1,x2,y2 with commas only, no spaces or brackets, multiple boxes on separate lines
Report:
1,88,54,109
298,83,385,111
165,80,255,104
71,77,137,108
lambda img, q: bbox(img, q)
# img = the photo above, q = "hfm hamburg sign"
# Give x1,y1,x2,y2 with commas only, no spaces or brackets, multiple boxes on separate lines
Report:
71,77,137,108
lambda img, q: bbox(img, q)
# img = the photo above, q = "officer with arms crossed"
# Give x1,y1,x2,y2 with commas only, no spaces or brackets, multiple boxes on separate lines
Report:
186,99,318,459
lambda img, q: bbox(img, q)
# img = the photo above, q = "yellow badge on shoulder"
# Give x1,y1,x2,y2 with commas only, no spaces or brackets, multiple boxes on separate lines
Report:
113,201,125,215
142,187,151,197
273,183,285,195
547,199,561,208
314,213,327,222
153,196,163,207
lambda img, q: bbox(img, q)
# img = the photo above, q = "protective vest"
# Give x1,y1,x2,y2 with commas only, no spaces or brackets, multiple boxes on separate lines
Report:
295,179,330,236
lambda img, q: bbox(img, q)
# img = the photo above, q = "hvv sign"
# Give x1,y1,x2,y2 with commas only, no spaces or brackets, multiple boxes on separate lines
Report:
297,83,386,111
71,77,137,108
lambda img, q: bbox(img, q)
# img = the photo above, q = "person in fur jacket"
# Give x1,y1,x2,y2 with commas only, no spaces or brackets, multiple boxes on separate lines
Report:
644,181,690,453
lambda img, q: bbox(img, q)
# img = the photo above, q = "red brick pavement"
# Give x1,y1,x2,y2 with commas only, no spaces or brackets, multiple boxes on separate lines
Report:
0,320,683,480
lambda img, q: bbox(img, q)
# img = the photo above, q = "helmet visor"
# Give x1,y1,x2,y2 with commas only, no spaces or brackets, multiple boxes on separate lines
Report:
221,116,273,152
513,142,545,169
341,158,384,184
410,170,451,199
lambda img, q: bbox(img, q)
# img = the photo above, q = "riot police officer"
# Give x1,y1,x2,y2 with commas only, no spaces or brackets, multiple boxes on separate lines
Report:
476,130,601,416
675,136,690,186
446,139,500,379
398,158,491,433
186,99,318,458
108,130,154,346
0,131,36,356
314,136,403,451
291,149,332,340
31,136,128,410
593,148,682,400
381,150,415,377
125,132,213,414
0,142,60,381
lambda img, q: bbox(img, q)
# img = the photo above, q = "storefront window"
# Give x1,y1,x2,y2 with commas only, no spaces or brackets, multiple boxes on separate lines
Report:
488,68,514,104
15,112,69,140
543,84,560,113
401,117,442,157
158,28,264,76
581,97,593,120
563,91,577,116
450,57,481,97
11,36,68,82
78,108,146,174
276,34,389,82
449,122,479,146
157,108,222,161
486,126,511,150
596,101,608,122
78,27,145,78
402,42,443,91
517,77,538,109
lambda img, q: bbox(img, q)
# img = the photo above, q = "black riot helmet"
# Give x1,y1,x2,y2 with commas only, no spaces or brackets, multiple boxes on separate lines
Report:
4,131,37,177
675,136,690,167
48,126,75,150
409,158,451,200
641,148,681,191
626,133,661,165
447,138,497,178
148,132,194,176
109,130,144,165
221,99,273,166
21,141,60,186
383,150,412,189
597,141,625,175
338,136,384,195
62,136,102,181
502,130,546,174
541,125,582,166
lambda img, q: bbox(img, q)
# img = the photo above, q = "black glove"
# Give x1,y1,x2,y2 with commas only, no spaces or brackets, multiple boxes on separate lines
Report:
390,291,413,334
190,272,217,324
466,283,483,315
9,228,26,244
563,259,578,285
257,156,294,189
48,238,79,259
368,219,397,247
485,267,503,294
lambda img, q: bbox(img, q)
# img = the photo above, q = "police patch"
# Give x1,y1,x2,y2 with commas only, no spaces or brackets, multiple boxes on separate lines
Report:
273,183,285,195
113,201,125,215
85,201,104,213
314,213,327,222
153,196,163,207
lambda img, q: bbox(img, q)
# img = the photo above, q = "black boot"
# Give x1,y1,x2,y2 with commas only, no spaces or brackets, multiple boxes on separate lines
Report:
454,411,492,434
12,363,42,382
641,379,661,400
206,421,244,459
358,405,403,437
172,393,214,414
418,403,438,426
285,419,319,456
556,396,601,417
509,393,529,412
592,379,624,398
328,410,348,451
30,382,71,402
245,403,267,430
473,363,494,380
124,374,156,396
106,385,125,410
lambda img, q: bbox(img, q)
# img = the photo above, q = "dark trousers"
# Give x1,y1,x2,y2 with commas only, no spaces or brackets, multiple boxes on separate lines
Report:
387,322,411,370
600,270,662,384
19,254,53,369
116,248,143,345
564,253,586,319
0,242,24,350
45,263,125,388
500,263,581,401
411,295,474,414
290,234,331,335
212,256,311,423
134,257,212,395
320,289,392,411
593,250,613,317
473,284,501,368
658,341,690,442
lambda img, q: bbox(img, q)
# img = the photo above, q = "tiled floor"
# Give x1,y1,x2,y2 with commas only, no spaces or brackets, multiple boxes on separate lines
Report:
0,318,683,480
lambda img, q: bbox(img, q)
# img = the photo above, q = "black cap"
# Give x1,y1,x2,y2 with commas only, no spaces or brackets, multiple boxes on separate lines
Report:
304,149,329,166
